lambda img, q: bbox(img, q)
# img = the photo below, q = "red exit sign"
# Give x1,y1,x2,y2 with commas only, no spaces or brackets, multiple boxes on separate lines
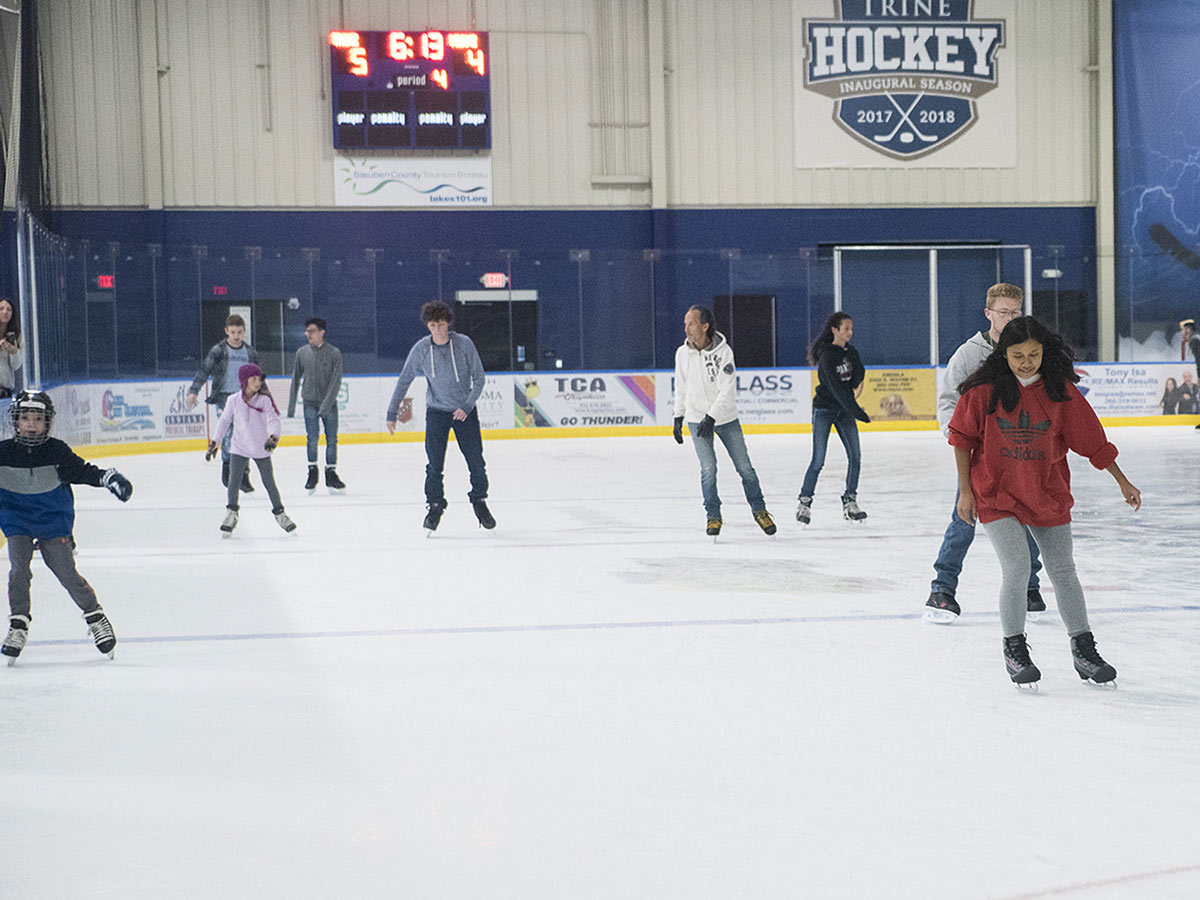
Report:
480,272,508,288
97,274,114,289
212,285,228,295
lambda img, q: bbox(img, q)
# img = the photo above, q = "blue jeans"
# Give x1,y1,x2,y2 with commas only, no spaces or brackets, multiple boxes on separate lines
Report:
215,399,232,463
688,418,765,519
931,490,1042,596
799,407,860,499
302,402,339,466
425,408,488,504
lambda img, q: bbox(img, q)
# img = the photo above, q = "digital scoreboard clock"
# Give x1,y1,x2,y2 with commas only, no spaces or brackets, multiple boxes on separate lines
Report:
329,30,491,150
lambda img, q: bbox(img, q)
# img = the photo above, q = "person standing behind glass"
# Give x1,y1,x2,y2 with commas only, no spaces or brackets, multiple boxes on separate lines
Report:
796,312,870,525
187,314,259,493
0,298,23,400
287,317,345,494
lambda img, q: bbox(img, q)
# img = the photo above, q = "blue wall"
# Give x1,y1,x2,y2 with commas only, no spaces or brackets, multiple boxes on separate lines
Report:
11,205,1095,381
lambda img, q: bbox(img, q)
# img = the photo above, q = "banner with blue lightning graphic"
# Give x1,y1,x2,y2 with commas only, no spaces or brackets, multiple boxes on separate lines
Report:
1115,3,1200,329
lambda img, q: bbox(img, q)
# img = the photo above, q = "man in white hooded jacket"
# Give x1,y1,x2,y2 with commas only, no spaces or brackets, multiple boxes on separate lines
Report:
673,305,776,537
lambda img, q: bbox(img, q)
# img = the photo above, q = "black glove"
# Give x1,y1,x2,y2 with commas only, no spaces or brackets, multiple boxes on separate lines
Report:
204,441,219,461
102,468,133,502
673,417,684,444
855,408,871,424
696,415,715,439
264,435,280,452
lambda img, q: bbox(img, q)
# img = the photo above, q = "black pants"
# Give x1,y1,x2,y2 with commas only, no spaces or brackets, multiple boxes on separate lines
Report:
424,408,488,504
8,535,99,620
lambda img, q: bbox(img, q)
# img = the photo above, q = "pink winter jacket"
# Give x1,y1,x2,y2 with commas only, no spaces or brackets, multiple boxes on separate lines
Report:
212,390,281,459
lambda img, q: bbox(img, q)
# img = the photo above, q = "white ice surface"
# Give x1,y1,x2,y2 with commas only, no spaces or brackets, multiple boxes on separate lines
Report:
1,427,1198,900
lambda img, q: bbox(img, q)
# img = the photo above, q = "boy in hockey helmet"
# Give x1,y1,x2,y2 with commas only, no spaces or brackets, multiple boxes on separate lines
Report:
0,391,133,664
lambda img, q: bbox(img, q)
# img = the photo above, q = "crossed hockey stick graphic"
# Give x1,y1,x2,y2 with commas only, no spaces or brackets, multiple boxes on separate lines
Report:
873,93,938,145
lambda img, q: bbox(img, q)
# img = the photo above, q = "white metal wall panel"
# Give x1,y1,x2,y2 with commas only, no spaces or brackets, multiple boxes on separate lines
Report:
665,0,1097,207
36,0,1100,210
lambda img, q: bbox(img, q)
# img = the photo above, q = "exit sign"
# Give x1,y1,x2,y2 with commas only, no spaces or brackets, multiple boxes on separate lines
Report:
213,285,229,295
96,274,114,289
480,272,508,288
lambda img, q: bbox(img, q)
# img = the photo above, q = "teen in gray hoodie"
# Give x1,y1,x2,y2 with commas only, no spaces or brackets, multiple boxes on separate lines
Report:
386,301,494,532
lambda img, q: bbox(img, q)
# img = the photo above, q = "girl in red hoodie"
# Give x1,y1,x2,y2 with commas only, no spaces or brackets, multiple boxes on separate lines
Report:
948,317,1141,689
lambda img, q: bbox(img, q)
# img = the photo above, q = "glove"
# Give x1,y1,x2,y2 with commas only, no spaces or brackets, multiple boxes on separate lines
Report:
102,468,133,502
673,417,684,444
696,415,715,439
856,408,871,424
204,441,219,461
264,435,280,452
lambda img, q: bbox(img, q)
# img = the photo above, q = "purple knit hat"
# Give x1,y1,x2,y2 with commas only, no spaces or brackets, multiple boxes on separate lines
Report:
238,363,265,388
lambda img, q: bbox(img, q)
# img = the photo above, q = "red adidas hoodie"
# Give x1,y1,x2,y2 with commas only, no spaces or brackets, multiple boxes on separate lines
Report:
947,379,1118,527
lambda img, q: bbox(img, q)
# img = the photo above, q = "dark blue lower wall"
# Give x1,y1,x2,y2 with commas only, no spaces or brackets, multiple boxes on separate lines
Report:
4,205,1096,380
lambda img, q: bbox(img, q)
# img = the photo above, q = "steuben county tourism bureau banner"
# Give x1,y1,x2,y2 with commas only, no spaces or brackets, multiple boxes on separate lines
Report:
334,155,492,206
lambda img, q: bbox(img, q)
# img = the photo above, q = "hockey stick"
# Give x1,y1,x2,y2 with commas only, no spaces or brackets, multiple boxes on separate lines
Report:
874,93,937,143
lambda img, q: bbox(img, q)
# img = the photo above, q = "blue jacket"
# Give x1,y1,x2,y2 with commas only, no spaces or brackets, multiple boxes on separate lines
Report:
0,438,107,539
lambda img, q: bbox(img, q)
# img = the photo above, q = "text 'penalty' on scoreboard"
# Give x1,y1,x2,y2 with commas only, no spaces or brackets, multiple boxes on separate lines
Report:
329,30,491,150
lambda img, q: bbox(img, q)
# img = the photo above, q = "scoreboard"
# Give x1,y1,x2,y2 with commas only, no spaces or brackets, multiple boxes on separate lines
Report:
329,30,491,150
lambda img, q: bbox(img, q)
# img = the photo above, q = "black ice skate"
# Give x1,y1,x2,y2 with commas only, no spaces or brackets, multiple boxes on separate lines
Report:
472,499,496,530
221,459,230,488
84,609,116,659
305,466,319,492
1003,633,1041,689
3,615,30,665
239,469,254,493
706,517,722,539
753,509,777,535
273,508,298,533
1070,631,1117,686
1026,588,1046,623
423,501,446,535
325,468,346,494
796,496,813,525
220,507,239,538
842,495,867,522
923,591,961,624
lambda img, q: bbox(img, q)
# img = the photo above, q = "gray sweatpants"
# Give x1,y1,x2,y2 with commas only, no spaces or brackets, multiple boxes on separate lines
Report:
7,535,100,621
981,516,1090,638
227,454,284,512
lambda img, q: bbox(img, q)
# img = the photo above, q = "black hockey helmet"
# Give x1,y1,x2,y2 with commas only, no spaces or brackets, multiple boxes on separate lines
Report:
11,390,55,445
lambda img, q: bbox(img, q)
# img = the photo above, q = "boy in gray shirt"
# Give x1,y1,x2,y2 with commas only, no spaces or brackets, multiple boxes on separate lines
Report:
287,317,345,493
187,313,258,492
386,301,494,533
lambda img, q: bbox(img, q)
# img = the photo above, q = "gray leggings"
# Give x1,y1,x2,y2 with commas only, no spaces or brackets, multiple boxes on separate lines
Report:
227,454,284,513
981,516,1090,638
8,535,100,620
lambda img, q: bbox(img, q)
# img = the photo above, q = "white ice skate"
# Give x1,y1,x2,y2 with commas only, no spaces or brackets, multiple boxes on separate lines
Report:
220,508,238,538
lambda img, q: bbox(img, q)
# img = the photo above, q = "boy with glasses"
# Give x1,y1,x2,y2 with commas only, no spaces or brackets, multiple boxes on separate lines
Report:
924,283,1045,622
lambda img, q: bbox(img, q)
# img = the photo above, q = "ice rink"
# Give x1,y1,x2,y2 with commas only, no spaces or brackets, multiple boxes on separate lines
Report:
1,425,1197,900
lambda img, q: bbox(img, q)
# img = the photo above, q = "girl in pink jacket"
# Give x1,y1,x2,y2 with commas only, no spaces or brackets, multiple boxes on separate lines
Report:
208,364,296,536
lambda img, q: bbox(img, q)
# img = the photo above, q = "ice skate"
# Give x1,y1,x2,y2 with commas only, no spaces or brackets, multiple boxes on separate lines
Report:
325,468,346,494
221,459,230,487
923,591,961,624
842,495,867,522
1070,631,1117,687
706,517,722,540
239,469,254,493
472,499,496,530
423,501,446,535
1003,633,1041,690
1026,588,1046,623
795,496,812,526
753,509,777,536
273,509,298,534
304,466,319,493
3,615,30,665
220,507,238,538
84,609,116,659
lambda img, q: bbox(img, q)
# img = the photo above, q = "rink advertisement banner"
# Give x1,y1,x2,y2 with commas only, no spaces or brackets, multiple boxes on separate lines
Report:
793,0,1016,168
1075,363,1200,418
857,368,937,422
334,156,492,207
513,374,657,428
